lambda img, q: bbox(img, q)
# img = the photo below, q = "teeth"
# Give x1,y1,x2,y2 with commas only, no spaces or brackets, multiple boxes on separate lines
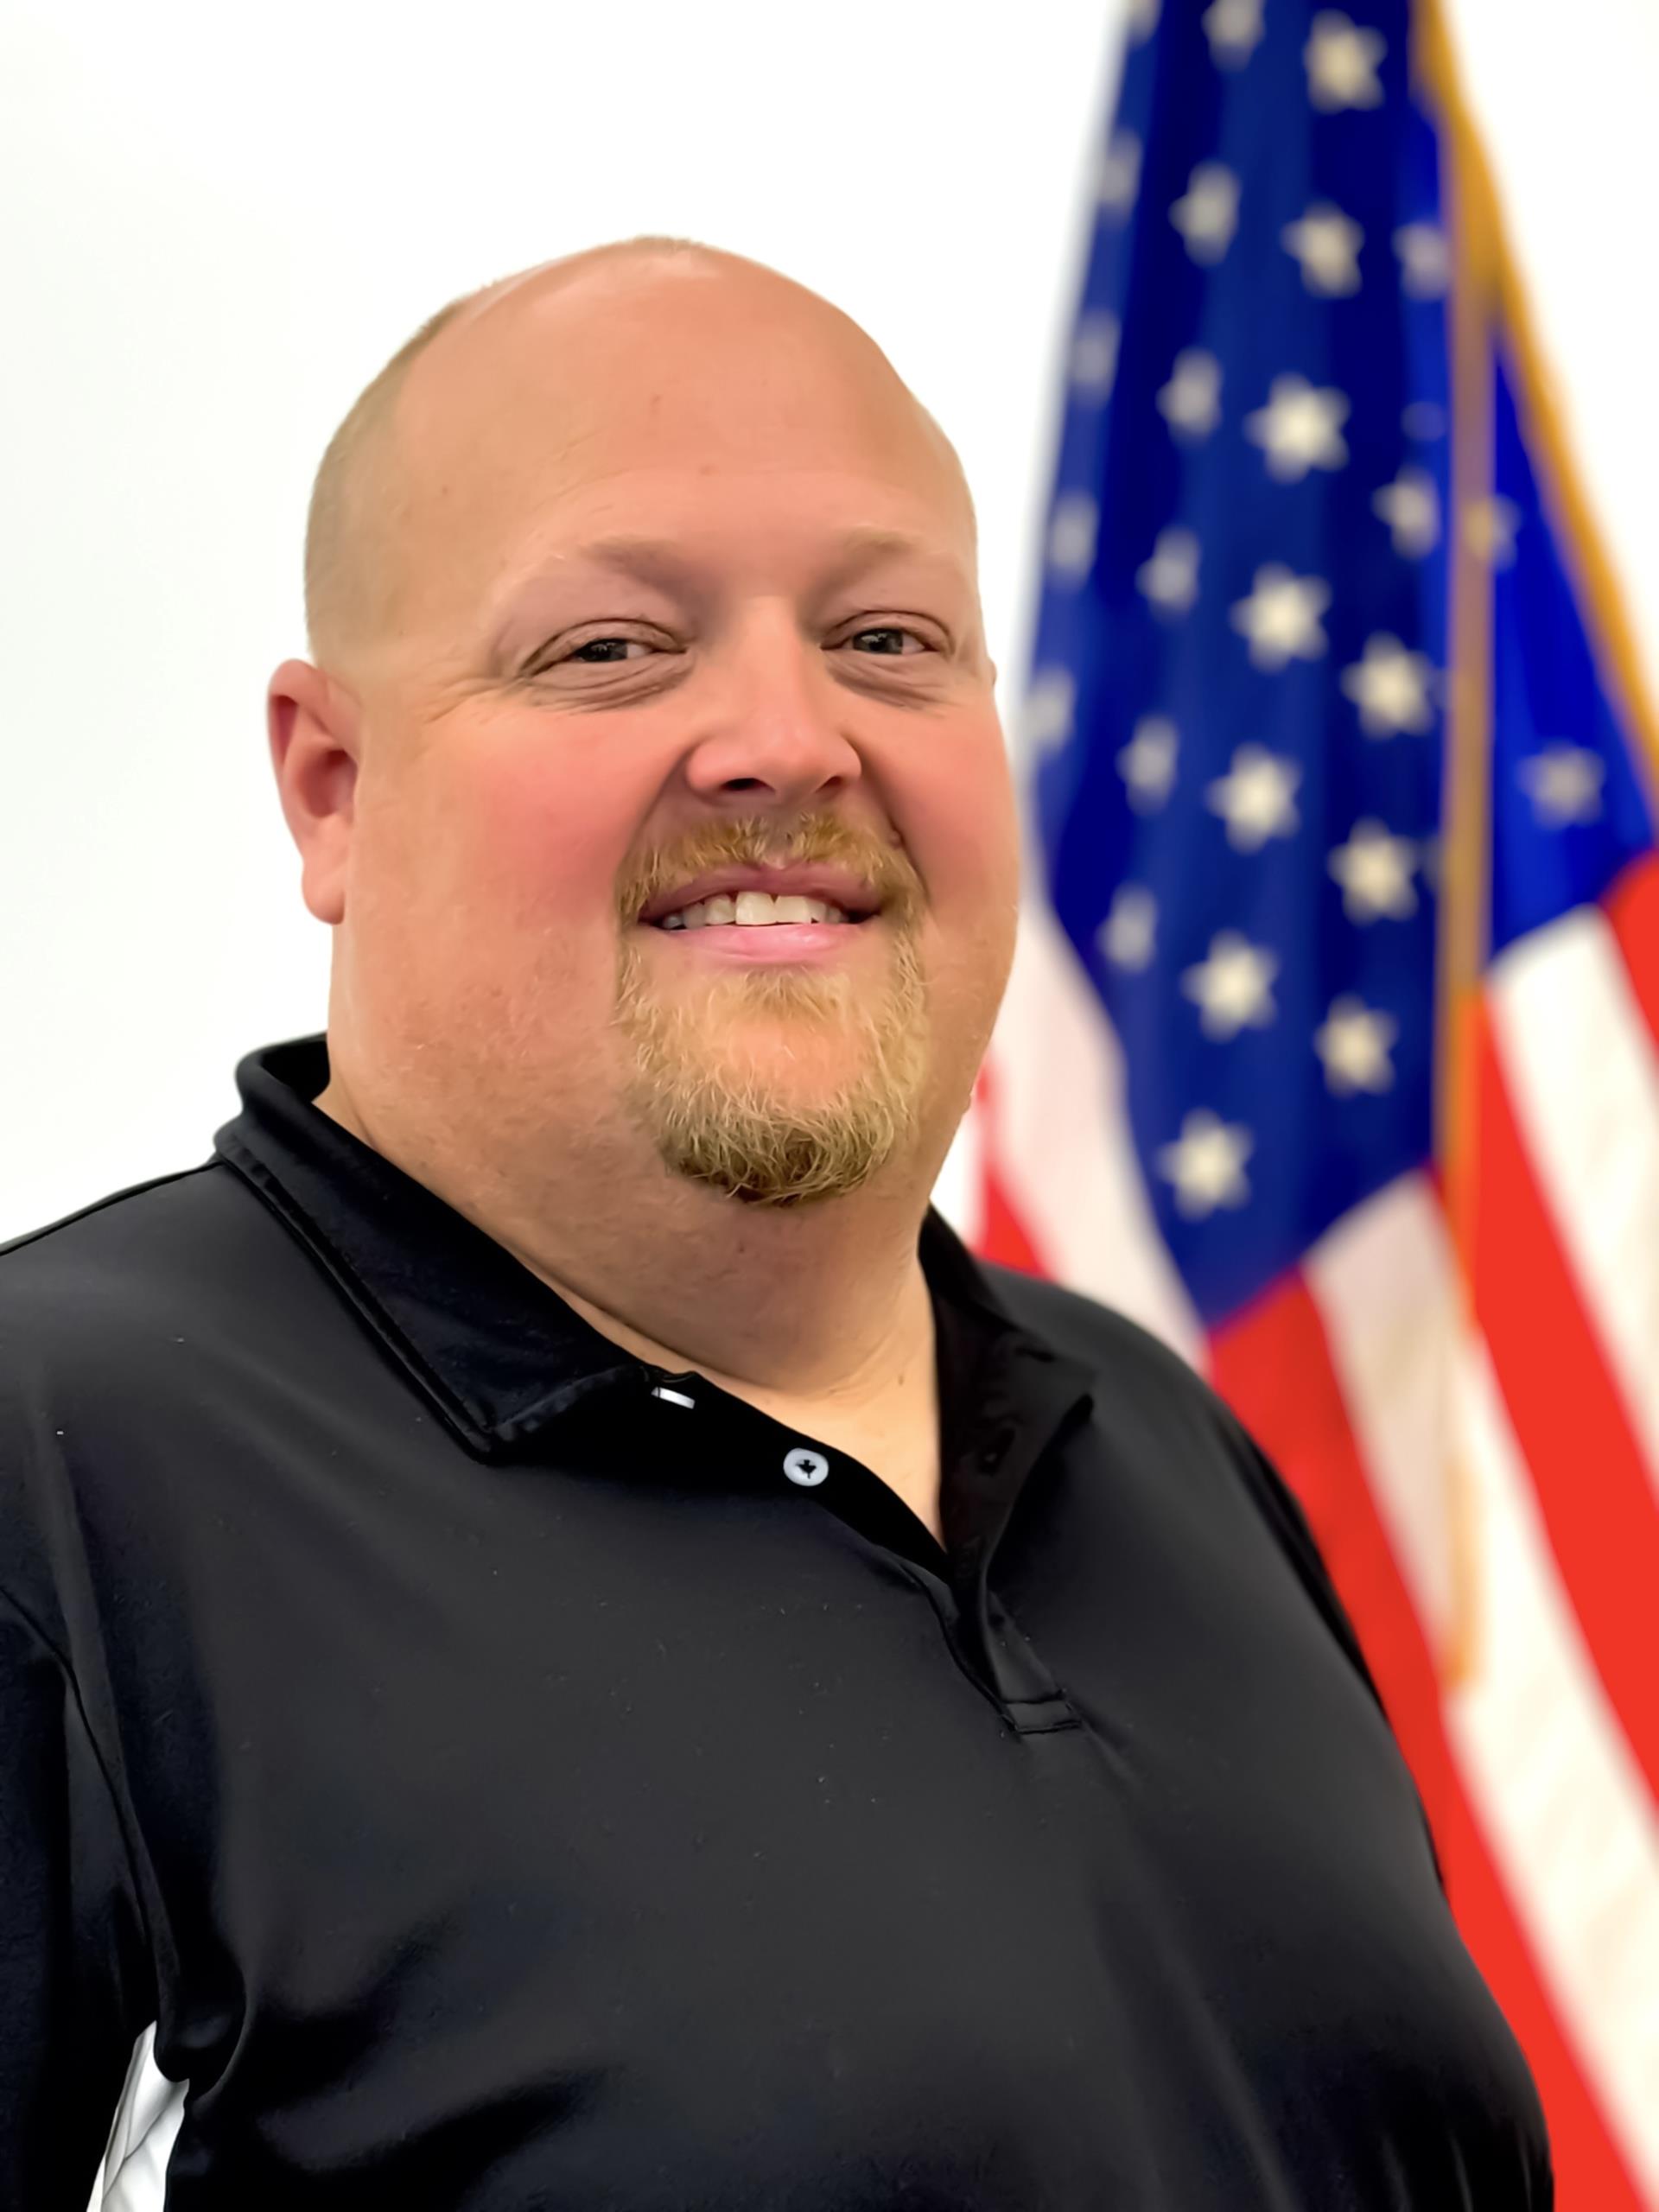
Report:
658,891,853,930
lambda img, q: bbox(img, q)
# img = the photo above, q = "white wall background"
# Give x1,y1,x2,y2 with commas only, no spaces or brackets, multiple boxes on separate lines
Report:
3,0,1656,1241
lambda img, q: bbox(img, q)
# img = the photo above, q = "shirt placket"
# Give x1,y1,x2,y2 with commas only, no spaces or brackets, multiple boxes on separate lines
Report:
635,1338,1095,1735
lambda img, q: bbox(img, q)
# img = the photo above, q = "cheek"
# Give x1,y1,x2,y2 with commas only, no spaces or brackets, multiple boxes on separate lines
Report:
899,720,1020,959
462,750,626,927
442,734,644,957
376,740,640,1020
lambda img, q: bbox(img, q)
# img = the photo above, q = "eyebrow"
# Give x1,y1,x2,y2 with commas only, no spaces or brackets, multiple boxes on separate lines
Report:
484,526,970,670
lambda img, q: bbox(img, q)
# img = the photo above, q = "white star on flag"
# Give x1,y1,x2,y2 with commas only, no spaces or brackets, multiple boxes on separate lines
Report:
1339,633,1438,735
1098,130,1143,218
1230,564,1332,670
1244,373,1351,480
1464,496,1522,569
1116,716,1180,811
1206,744,1304,851
1328,819,1420,921
1170,163,1241,264
1022,669,1076,755
1070,312,1121,399
1394,223,1451,300
1156,349,1223,441
1202,0,1265,67
1181,931,1281,1039
1127,0,1161,41
1518,744,1606,826
1281,203,1364,296
1047,492,1099,581
1156,1109,1255,1219
1305,10,1386,111
1314,995,1399,1094
1373,466,1440,556
1099,885,1159,971
1136,526,1201,616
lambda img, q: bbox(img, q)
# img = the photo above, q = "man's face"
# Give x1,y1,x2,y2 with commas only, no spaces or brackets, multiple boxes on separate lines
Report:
326,257,1020,1211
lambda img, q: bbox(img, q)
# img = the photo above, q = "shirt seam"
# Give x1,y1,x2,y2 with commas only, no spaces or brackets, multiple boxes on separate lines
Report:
0,1581,162,1992
0,1159,220,1263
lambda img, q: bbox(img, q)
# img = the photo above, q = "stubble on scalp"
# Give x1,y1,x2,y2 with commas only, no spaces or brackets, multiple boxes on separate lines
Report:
302,236,977,678
613,817,929,1208
302,239,728,671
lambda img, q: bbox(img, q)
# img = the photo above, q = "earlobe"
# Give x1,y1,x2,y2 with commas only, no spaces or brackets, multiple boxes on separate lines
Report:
266,658,361,928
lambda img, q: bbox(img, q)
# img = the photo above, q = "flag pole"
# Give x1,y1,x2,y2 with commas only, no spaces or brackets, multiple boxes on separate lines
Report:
1416,0,1500,1692
1418,0,1659,1694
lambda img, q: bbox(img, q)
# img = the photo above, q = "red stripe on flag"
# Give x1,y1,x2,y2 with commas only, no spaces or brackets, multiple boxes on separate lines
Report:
1605,848,1659,1052
1472,1003,1659,1805
1211,1273,1645,2212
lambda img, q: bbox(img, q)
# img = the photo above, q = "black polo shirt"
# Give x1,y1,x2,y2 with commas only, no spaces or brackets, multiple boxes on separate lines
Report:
0,1033,1550,2209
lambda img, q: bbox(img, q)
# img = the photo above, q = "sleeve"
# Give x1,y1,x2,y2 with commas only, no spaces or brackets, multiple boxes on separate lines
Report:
0,1589,156,2211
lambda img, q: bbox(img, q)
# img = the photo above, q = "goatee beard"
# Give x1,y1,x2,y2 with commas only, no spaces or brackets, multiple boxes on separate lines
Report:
612,819,929,1208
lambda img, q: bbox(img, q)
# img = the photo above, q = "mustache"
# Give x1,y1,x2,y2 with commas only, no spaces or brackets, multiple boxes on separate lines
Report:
615,814,924,927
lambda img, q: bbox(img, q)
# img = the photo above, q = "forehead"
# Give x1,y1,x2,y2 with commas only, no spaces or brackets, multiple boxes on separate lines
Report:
385,265,976,618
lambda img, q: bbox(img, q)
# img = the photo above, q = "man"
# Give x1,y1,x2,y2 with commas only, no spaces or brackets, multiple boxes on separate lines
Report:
1,238,1549,2208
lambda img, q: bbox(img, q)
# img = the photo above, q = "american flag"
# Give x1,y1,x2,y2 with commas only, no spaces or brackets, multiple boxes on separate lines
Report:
969,1,1659,2202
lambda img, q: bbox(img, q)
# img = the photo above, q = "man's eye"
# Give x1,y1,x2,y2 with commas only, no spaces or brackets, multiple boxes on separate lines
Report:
843,626,930,656
534,625,931,673
563,637,652,664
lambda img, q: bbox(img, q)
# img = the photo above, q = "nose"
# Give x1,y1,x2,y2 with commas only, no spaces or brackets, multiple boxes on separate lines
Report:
679,608,864,816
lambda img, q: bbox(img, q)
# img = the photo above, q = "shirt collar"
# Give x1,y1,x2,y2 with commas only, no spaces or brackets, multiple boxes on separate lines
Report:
212,1033,1065,1462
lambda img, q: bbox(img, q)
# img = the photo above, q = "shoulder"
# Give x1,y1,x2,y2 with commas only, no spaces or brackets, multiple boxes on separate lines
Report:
0,1160,261,1609
0,1154,266,1339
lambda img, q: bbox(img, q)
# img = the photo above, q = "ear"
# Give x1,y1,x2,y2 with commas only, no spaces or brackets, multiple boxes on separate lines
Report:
267,658,362,927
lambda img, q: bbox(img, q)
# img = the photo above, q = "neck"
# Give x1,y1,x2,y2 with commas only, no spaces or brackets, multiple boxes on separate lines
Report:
309,1071,945,1417
543,1193,939,1425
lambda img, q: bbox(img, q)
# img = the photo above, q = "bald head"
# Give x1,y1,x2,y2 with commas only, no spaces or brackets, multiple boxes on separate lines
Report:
302,237,976,677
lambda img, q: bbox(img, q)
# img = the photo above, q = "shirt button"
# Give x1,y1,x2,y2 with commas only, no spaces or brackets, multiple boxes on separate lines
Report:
782,1446,830,1487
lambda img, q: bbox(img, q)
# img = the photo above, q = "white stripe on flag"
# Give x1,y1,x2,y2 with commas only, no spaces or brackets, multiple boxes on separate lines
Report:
1486,905,1659,1495
1304,1173,1459,1657
987,888,1204,1366
1450,1338,1659,2200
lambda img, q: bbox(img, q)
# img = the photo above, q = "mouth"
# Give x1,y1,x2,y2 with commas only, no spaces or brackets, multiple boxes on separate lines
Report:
654,891,873,933
637,849,898,946
640,903,880,969
641,854,898,925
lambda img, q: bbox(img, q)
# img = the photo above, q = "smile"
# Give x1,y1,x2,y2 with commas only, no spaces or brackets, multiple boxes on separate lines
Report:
655,892,862,931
